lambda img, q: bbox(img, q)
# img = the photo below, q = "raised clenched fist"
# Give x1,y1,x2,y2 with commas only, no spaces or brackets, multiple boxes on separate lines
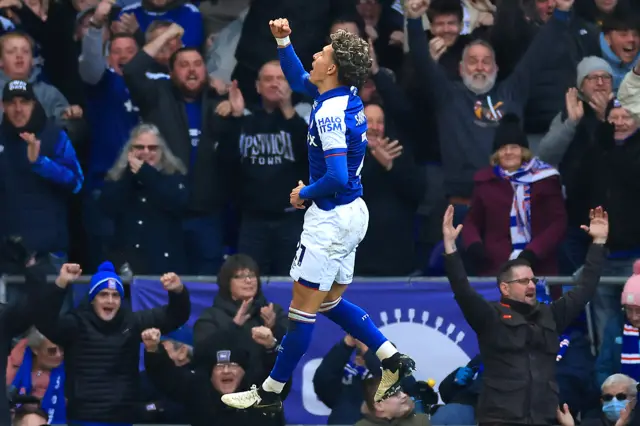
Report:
160,272,184,293
269,18,291,38
141,328,161,351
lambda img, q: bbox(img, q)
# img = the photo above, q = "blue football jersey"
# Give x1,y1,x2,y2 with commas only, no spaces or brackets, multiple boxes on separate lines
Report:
307,86,367,210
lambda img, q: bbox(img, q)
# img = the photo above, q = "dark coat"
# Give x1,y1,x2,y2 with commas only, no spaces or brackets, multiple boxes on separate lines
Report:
0,120,72,253
123,51,226,215
144,346,285,426
33,280,191,423
193,293,288,371
443,244,606,425
101,164,189,275
462,166,567,276
0,263,48,425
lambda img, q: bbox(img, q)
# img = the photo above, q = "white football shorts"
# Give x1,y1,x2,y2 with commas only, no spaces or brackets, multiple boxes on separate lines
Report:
290,197,369,291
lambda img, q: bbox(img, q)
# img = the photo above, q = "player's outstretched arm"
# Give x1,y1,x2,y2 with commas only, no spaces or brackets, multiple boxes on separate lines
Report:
269,18,319,99
299,107,349,200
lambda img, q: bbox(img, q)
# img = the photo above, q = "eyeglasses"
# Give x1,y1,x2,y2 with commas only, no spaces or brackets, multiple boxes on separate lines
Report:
233,273,257,280
215,362,240,371
132,144,159,152
602,393,628,402
585,75,612,83
505,277,540,285
45,346,62,356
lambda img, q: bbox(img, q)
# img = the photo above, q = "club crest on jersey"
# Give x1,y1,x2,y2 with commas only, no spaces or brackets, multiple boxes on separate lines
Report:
317,116,343,133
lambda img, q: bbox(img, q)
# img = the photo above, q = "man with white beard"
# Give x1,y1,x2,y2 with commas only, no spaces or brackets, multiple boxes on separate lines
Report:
404,0,575,222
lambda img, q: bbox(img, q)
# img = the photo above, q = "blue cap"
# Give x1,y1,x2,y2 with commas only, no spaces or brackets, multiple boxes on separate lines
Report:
88,261,124,302
161,327,193,346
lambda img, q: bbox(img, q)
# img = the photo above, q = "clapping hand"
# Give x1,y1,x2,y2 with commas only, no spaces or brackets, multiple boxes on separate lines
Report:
405,0,428,19
442,205,462,253
589,91,614,122
128,152,143,174
251,326,276,349
20,132,40,163
55,263,82,289
119,13,139,34
580,206,608,244
260,303,276,329
141,328,161,352
233,298,253,326
369,136,403,171
228,80,245,117
615,399,635,426
565,88,584,123
160,272,184,293
62,105,83,119
429,37,447,61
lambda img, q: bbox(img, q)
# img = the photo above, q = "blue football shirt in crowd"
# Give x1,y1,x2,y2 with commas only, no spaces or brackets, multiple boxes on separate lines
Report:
85,69,140,189
184,101,202,169
119,2,204,48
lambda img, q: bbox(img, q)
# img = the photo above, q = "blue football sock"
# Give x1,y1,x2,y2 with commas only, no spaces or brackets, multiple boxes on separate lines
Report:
320,297,390,356
266,307,316,387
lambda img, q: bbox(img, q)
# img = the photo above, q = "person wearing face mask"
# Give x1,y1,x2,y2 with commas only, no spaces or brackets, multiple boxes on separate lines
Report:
556,373,636,426
142,327,287,426
31,262,191,426
100,123,189,275
462,113,566,277
442,202,608,425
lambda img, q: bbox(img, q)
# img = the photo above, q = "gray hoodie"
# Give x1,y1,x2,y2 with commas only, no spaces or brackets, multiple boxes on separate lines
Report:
0,70,69,127
406,11,569,198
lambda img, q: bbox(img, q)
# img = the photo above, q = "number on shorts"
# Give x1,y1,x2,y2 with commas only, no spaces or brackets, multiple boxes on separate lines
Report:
293,241,307,266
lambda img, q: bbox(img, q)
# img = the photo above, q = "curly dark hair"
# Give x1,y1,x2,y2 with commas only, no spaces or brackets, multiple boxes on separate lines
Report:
330,29,372,90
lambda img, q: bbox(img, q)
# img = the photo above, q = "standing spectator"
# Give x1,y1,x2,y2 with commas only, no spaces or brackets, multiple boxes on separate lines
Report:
119,0,203,48
537,57,614,275
462,114,566,276
32,263,190,425
0,32,80,127
0,80,83,270
441,204,607,425
587,100,640,345
193,254,288,375
79,0,140,271
101,123,188,275
405,0,573,225
598,10,640,92
7,328,65,424
216,61,308,276
355,102,425,276
313,335,381,425
123,23,226,275
142,20,182,74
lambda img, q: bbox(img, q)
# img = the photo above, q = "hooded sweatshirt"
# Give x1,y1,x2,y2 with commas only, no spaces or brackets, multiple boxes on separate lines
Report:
599,33,640,92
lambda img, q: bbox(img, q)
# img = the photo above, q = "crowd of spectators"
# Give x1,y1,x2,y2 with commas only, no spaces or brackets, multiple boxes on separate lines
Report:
0,0,640,424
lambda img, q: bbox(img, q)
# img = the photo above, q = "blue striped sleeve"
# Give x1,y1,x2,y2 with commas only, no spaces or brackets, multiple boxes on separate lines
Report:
31,130,84,194
278,44,319,98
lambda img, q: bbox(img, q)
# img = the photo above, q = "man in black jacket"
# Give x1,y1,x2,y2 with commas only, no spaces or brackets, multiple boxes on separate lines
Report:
33,261,191,425
441,204,608,426
123,22,226,275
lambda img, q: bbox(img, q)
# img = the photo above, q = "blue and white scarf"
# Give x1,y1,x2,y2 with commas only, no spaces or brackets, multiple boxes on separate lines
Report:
342,362,371,385
621,323,640,380
494,158,559,259
12,347,66,424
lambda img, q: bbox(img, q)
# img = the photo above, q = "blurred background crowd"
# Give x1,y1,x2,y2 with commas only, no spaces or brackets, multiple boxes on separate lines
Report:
2,0,640,424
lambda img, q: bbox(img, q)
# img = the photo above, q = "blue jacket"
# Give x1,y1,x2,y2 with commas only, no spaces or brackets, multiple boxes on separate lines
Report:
101,163,188,274
0,120,83,252
595,312,625,388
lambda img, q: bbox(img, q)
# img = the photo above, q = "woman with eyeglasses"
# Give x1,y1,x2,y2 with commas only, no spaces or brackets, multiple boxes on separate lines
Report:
100,123,189,275
193,254,289,384
461,113,566,278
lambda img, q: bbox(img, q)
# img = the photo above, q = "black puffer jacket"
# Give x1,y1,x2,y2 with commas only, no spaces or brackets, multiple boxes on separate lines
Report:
194,292,288,371
33,283,191,423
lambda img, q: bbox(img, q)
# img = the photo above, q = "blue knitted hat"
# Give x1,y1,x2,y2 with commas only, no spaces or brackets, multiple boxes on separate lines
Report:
88,261,124,302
